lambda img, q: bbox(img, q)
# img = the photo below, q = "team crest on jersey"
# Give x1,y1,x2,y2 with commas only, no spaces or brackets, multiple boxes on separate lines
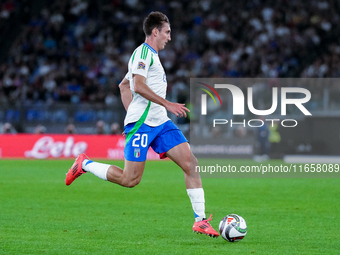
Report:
138,62,146,70
134,148,140,158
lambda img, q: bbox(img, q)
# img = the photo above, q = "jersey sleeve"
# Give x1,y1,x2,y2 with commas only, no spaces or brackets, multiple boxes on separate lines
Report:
131,46,152,78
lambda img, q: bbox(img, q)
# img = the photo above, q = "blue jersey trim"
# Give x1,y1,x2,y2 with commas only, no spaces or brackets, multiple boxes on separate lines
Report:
143,43,157,54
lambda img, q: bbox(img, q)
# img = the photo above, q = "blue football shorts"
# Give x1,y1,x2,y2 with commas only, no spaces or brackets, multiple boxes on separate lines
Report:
124,120,188,162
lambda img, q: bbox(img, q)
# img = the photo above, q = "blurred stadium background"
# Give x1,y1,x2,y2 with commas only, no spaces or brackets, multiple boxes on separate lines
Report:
1,0,340,158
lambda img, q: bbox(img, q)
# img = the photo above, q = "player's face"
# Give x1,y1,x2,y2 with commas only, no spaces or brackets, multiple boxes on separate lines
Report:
157,22,171,50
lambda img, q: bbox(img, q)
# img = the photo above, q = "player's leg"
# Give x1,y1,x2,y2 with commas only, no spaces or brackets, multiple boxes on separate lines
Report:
164,142,201,189
164,142,219,237
66,122,152,187
65,154,146,188
83,157,145,188
165,143,206,220
106,159,145,187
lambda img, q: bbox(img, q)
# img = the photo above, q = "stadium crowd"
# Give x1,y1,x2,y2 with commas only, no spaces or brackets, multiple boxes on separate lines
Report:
0,0,340,109
0,0,16,19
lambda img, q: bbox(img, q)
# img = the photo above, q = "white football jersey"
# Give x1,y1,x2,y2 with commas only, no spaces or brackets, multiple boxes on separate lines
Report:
124,43,170,127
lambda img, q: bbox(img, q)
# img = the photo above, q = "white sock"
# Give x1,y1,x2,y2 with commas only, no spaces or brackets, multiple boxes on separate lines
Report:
187,188,206,222
82,159,109,181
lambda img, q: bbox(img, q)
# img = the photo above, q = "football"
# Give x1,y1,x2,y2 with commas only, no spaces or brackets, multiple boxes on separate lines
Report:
219,214,247,242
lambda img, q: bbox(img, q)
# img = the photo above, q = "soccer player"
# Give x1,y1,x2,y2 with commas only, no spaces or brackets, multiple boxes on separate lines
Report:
65,11,219,238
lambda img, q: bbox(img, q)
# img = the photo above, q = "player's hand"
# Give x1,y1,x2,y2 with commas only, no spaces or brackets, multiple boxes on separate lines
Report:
166,102,190,118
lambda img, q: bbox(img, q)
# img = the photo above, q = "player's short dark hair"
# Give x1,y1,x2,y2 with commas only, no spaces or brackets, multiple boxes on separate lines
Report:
143,11,170,37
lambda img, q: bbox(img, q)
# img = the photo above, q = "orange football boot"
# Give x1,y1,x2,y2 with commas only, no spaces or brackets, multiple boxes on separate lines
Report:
65,153,89,185
193,214,219,237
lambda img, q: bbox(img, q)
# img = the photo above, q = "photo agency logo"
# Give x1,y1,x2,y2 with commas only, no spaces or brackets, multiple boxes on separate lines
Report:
198,82,223,114
198,82,312,128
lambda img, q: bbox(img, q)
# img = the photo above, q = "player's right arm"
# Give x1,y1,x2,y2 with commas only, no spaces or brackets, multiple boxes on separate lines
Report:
119,77,132,111
133,74,189,118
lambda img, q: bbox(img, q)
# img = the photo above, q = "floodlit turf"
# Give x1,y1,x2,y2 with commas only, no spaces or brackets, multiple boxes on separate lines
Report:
1,159,339,254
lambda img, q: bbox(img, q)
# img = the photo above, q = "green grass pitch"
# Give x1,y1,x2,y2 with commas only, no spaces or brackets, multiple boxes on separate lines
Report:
1,159,339,254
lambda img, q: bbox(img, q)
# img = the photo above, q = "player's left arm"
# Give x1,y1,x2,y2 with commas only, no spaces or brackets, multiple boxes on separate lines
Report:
119,77,132,111
133,74,189,117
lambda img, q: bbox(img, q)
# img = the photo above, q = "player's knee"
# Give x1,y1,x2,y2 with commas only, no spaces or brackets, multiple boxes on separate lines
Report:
126,181,140,188
182,161,190,172
191,154,198,166
181,154,198,174
123,178,141,188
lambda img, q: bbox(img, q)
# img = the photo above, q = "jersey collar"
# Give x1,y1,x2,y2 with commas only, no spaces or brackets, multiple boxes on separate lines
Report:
143,43,157,54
